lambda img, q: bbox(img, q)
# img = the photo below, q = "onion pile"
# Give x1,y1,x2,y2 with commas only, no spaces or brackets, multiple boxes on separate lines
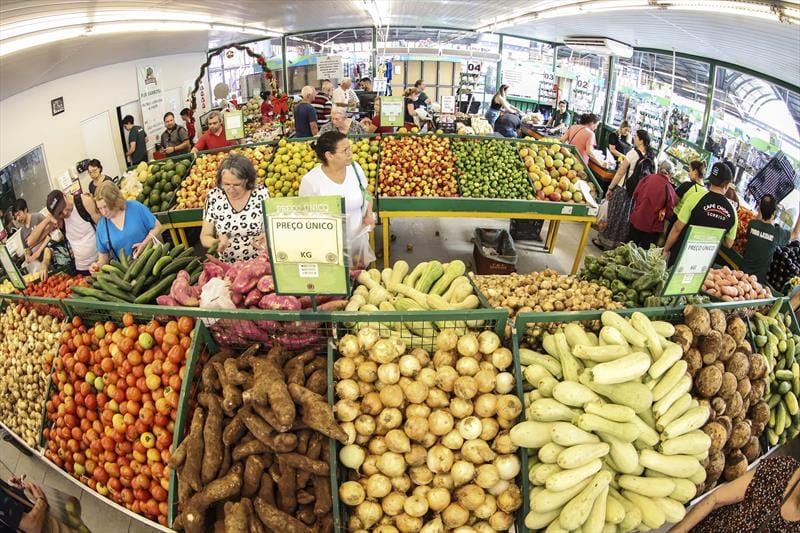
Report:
0,305,63,446
335,328,523,532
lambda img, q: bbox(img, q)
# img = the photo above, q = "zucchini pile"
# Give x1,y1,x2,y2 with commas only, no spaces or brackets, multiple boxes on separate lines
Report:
512,311,709,532
752,302,800,446
70,243,201,304
345,260,481,349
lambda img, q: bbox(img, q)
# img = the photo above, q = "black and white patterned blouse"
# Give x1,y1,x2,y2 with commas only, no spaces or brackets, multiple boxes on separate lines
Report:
203,186,269,263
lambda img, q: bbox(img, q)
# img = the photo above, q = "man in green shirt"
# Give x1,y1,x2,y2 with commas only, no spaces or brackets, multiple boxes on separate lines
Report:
741,194,800,282
122,115,148,165
415,79,431,107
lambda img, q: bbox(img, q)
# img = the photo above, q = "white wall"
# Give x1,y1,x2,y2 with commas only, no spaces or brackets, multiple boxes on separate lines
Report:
0,52,205,190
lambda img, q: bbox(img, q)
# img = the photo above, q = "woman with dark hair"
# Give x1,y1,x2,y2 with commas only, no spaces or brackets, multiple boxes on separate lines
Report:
593,129,655,250
607,121,632,165
485,85,521,127
300,131,375,267
560,113,607,169
200,153,269,262
87,159,113,195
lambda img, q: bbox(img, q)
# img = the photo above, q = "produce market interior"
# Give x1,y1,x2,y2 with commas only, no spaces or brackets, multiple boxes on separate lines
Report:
1,1,800,532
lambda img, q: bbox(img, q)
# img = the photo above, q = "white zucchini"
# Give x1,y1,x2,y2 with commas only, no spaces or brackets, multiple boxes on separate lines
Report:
661,406,710,440
533,478,593,513
577,414,640,442
520,348,563,378
653,375,692,418
651,320,675,337
688,465,707,485
652,360,689,401
539,442,566,464
597,432,640,474
537,376,559,398
631,414,660,447
630,312,663,359
573,343,630,362
656,393,693,431
615,493,643,533
583,485,609,533
655,496,687,524
525,508,561,531
524,364,555,388
552,381,601,407
532,462,563,486
599,326,630,347
555,332,582,382
558,470,613,531
565,323,593,348
550,422,601,447
557,442,610,469
579,374,654,414
585,401,636,422
542,333,560,359
545,520,569,533
590,351,651,384
648,342,683,379
546,458,603,492
618,475,676,498
601,312,648,347
659,430,712,456
605,493,626,524
669,478,697,503
529,398,578,423
586,332,600,346
510,420,555,448
623,491,666,530
639,449,702,478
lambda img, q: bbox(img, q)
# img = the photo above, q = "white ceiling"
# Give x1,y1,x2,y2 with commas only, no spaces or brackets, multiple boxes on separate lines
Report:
0,0,798,102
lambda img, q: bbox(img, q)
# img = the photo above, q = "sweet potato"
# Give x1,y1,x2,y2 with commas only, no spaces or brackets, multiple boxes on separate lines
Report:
274,333,322,351
224,501,249,533
305,369,327,396
231,258,267,295
288,383,349,443
244,287,263,308
156,295,179,306
314,476,332,516
257,275,274,293
175,463,243,533
243,454,266,497
199,393,225,484
253,498,314,533
316,299,348,311
258,294,301,311
171,270,200,306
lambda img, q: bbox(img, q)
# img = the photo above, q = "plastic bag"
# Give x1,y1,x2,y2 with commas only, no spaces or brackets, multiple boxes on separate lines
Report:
199,277,236,326
349,232,376,269
593,198,610,233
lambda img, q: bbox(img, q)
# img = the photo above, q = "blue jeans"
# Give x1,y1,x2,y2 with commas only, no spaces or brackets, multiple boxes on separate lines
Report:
485,108,500,127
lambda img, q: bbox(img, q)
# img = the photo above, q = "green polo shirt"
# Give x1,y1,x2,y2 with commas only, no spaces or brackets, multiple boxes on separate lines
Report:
128,126,148,165
741,219,790,282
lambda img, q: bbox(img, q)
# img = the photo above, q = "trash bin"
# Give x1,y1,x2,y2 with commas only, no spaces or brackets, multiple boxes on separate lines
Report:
509,219,544,241
473,228,518,274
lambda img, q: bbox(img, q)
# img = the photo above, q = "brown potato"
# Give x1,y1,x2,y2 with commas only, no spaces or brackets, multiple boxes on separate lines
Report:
709,309,727,334
711,397,727,416
724,391,744,419
726,352,751,381
737,378,752,401
673,324,694,354
706,451,725,483
726,316,748,343
718,372,738,400
695,366,723,398
728,420,751,449
716,415,733,436
684,348,703,377
741,436,761,463
723,450,748,482
749,400,770,427
704,422,728,455
700,331,723,365
684,305,712,336
718,334,738,363
749,354,768,380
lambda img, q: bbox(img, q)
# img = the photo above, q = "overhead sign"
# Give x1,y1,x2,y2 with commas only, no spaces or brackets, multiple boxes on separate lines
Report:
466,60,483,74
0,244,25,290
380,96,404,127
224,111,245,140
440,95,456,115
135,62,165,149
316,55,344,81
264,196,349,295
663,225,725,296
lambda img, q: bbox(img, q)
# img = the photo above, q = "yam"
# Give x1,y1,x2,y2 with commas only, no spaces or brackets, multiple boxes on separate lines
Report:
258,473,276,506
182,407,206,492
723,450,748,481
275,453,330,476
684,348,703,378
288,383,349,443
314,476,332,516
709,309,727,334
695,366,723,398
253,498,315,533
175,463,243,533
224,501,250,533
703,422,728,455
277,460,297,513
728,420,751,449
244,353,295,431
700,331,722,365
684,305,711,336
726,316,747,343
243,455,266,498
199,393,225,484
718,372,738,400
718,334,737,363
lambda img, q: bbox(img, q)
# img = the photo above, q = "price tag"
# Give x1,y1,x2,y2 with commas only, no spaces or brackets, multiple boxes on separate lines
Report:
662,225,725,296
440,95,456,115
224,110,245,140
380,96,404,127
0,244,25,290
373,77,388,93
264,196,349,295
316,55,344,80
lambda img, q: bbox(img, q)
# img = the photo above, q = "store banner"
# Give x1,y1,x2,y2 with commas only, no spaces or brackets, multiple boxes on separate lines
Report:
663,225,725,296
264,195,349,295
381,97,405,127
135,62,165,148
316,55,343,81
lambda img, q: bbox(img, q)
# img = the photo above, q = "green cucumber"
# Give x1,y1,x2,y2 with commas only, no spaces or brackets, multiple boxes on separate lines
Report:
778,381,792,395
134,274,177,304
119,248,129,271
152,256,171,277
94,278,134,302
70,285,127,303
127,247,153,280
189,269,202,285
160,257,196,277
768,393,782,409
174,248,195,261
207,241,219,256
96,272,133,292
101,264,125,277
768,299,782,318
784,392,799,416
776,402,787,435
108,260,125,271
168,244,186,258
776,369,794,381
140,246,165,280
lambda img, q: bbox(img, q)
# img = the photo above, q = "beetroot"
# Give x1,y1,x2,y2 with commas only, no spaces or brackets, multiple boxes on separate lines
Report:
258,294,301,311
256,275,274,293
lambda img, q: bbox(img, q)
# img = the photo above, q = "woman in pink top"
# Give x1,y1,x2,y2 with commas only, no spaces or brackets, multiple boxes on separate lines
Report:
560,113,608,169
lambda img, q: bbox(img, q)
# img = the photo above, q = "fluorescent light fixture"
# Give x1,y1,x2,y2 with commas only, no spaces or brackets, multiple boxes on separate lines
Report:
657,0,799,22
476,0,650,30
0,27,85,56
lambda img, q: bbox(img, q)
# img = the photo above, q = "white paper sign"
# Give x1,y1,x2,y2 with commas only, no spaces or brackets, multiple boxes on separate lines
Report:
373,77,388,93
440,96,456,114
316,55,344,81
136,62,165,148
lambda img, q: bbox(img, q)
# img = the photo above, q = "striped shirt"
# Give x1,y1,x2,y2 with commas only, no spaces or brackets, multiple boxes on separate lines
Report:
312,94,333,126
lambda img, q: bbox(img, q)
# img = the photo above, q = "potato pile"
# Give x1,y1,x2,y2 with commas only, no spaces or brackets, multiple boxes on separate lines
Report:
676,306,769,493
170,344,345,533
0,306,63,447
703,267,772,301
334,328,524,532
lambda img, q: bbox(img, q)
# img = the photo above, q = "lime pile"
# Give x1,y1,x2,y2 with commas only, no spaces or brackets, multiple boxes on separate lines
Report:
453,139,533,199
136,158,189,213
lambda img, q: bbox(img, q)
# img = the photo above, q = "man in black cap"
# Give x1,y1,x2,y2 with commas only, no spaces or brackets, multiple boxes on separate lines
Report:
663,161,739,267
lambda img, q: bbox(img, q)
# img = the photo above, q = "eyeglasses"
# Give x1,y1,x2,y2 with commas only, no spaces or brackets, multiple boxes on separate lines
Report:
337,146,352,154
221,182,246,190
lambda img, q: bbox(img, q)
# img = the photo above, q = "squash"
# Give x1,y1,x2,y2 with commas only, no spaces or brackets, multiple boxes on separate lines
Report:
648,342,683,379
652,320,676,338
557,442,610,469
357,270,381,290
661,406,710,440
572,344,630,363
630,312,663,359
542,333,559,359
605,493,626,524
524,364,555,388
558,470,613,530
354,285,369,298
510,420,555,448
533,478,592,513
387,281,429,308
390,260,409,285
430,260,466,295
589,351,651,385
520,349,563,378
631,414,660,448
550,422,600,447
582,485,609,533
653,375,693,418
577,414,640,442
404,261,427,287
525,508,561,531
618,475,675,498
669,478,697,503
659,430,712,456
655,496,687,523
381,267,393,287
597,432,640,474
535,377,559,399
652,360,689,401
539,442,566,464
579,374,653,414
367,285,390,306
531,463,563,486
622,491,666,530
555,332,582,382
612,490,642,533
599,326,630,347
368,268,381,283
552,381,600,407
546,458,603,492
639,449,701,478
601,312,647,348
565,323,595,348
345,294,365,311
655,393,693,431
414,260,444,293
584,401,636,423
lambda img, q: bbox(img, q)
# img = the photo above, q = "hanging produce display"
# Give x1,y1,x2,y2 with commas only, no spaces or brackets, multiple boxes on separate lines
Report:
334,328,524,531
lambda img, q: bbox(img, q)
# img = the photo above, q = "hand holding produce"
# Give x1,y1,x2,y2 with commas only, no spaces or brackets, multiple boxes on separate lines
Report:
514,311,709,531
703,267,772,301
0,306,63,447
379,135,458,197
334,328,523,532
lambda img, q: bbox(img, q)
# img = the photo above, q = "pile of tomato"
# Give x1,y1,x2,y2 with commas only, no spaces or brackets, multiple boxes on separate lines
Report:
733,207,755,255
19,274,90,318
43,313,195,526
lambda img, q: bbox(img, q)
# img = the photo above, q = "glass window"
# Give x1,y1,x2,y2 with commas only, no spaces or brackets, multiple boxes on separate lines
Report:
710,66,800,198
286,29,374,93
207,39,282,106
501,37,555,106
555,46,608,120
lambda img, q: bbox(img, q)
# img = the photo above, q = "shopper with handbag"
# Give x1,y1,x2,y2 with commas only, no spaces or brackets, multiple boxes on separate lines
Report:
628,159,677,249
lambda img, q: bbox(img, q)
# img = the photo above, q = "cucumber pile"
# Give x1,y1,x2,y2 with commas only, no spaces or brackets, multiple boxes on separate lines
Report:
70,242,201,305
753,302,800,446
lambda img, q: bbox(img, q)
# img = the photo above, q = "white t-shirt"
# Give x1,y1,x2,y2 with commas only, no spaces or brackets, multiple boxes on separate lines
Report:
299,163,369,241
63,202,98,271
620,148,641,186
332,86,357,107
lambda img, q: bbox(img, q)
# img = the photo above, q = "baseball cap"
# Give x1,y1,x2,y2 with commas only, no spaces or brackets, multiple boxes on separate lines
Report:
46,190,66,217
708,162,733,186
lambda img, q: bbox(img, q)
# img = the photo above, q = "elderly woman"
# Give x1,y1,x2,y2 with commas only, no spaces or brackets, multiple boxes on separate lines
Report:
300,131,375,268
92,181,162,271
319,106,366,136
200,153,269,263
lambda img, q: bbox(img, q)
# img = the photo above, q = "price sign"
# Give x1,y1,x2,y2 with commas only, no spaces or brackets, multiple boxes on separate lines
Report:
663,225,725,296
466,60,483,74
316,55,344,81
373,77,388,94
0,244,25,290
224,110,245,140
380,96,404,127
440,95,456,115
264,195,349,295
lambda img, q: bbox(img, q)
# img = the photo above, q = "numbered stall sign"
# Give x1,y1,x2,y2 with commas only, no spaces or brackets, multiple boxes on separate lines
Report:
466,60,483,74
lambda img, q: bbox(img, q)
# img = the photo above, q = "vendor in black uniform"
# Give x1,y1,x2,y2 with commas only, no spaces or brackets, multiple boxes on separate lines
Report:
546,100,570,135
606,121,632,167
